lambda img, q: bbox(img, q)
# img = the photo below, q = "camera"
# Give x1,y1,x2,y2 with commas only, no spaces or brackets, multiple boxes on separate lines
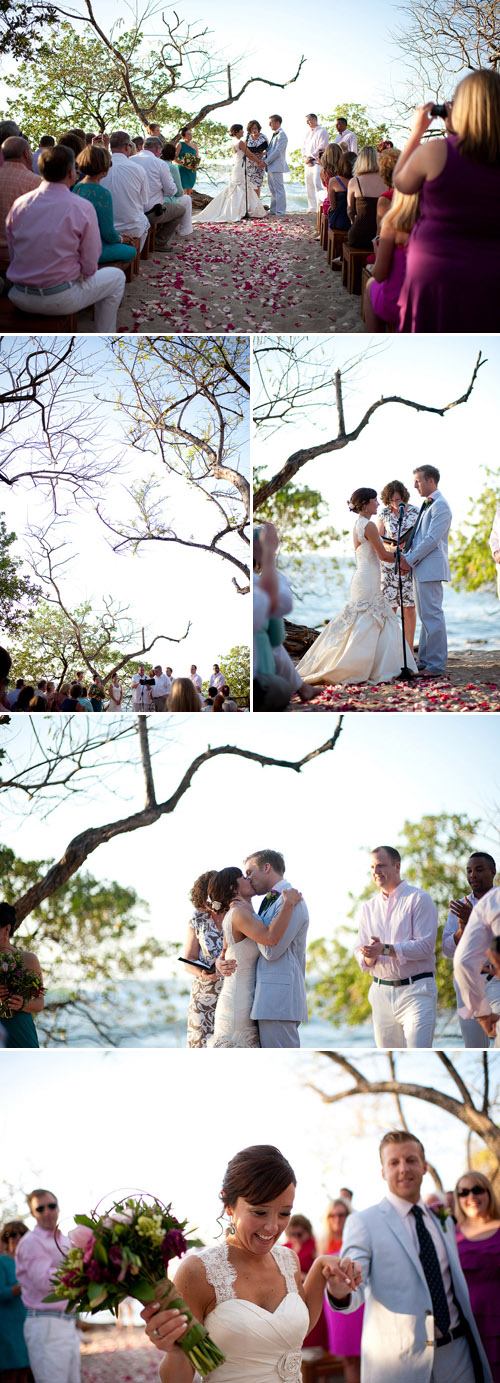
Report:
430,104,447,119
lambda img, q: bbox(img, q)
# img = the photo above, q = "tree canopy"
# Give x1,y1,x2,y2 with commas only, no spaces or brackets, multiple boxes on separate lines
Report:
288,105,392,182
450,470,500,591
0,513,40,637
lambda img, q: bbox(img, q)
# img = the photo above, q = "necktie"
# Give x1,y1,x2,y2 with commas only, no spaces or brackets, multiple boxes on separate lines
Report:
411,1205,450,1336
405,500,427,552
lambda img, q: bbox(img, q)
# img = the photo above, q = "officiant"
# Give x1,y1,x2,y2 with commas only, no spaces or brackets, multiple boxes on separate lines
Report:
376,480,420,649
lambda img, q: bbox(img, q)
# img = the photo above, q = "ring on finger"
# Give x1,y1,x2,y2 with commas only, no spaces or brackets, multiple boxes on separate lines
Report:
153,1327,160,1338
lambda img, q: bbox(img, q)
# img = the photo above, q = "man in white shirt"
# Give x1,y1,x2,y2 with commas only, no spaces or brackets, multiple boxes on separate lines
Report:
489,506,500,598
209,664,225,691
442,852,498,1047
131,664,154,711
333,117,358,152
101,130,150,248
325,1130,492,1383
302,113,329,212
355,845,438,1048
151,665,172,711
190,664,203,694
454,886,500,1045
136,136,189,237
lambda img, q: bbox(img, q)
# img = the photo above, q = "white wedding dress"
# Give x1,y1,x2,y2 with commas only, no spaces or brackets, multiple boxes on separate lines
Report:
207,904,260,1048
296,515,418,685
193,145,267,224
195,1242,309,1383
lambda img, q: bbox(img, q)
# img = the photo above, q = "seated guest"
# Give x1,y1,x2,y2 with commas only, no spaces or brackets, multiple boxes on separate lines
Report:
134,135,145,152
76,684,93,711
0,120,21,167
347,146,386,247
211,692,225,711
60,682,85,712
319,143,339,217
326,147,352,235
160,141,194,233
167,677,202,712
364,190,420,330
12,685,34,711
136,135,188,237
395,69,500,332
101,130,150,248
5,677,24,708
0,137,40,257
221,698,238,711
6,144,126,330
75,143,137,265
375,146,401,229
32,134,55,171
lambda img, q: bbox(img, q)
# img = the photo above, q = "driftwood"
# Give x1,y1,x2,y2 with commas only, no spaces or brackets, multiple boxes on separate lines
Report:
191,190,211,211
284,619,321,660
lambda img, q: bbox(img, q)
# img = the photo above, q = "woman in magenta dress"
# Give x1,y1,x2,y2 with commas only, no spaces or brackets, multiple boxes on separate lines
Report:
321,1201,364,1383
394,69,500,332
284,1215,329,1351
364,189,420,329
454,1170,500,1382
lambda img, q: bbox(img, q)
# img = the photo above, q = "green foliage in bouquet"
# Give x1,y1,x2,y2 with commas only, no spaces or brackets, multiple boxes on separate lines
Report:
0,948,43,1020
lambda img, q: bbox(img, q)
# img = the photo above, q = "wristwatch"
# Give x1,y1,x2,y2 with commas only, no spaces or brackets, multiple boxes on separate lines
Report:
382,943,391,956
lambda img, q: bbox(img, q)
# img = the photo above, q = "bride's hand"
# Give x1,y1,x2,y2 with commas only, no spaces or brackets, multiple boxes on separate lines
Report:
141,1303,189,1353
281,887,302,908
322,1255,363,1295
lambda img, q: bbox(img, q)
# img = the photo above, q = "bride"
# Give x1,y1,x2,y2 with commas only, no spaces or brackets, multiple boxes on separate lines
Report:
296,487,418,686
142,1143,361,1383
206,868,301,1049
193,125,267,224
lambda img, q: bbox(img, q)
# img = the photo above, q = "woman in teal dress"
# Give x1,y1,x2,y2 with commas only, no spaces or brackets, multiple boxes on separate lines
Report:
0,1220,32,1382
75,144,137,266
0,903,43,1050
175,124,199,191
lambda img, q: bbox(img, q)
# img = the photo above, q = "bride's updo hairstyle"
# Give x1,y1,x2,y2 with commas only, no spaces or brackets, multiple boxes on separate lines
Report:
221,1145,296,1211
229,124,244,137
348,487,377,514
210,866,243,913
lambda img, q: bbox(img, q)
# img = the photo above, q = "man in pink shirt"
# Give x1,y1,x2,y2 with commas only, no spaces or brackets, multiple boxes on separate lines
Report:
355,844,438,1048
0,136,40,254
6,143,125,331
15,1186,80,1383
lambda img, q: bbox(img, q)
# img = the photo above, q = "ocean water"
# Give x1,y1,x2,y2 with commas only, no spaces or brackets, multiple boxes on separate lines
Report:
281,555,500,652
197,170,309,214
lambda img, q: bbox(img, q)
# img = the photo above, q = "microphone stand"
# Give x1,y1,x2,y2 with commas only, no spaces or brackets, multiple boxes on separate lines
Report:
394,503,416,682
241,131,250,220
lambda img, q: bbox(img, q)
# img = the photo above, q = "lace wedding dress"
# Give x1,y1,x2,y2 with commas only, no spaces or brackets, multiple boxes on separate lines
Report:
195,1242,309,1383
207,905,260,1048
296,515,418,685
193,145,267,224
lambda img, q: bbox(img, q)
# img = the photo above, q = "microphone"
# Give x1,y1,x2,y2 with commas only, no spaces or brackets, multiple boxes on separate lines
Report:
398,502,405,521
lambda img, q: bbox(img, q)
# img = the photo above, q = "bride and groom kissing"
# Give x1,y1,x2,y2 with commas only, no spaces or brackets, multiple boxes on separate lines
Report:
208,850,308,1050
297,464,452,689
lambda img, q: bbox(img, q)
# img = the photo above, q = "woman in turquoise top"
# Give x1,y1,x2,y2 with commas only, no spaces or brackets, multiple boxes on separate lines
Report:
0,902,43,1050
0,1219,31,1379
175,123,199,190
75,143,137,265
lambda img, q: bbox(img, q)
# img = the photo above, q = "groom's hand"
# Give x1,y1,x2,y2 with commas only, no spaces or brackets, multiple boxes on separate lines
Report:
216,957,237,976
399,555,410,573
323,1255,363,1299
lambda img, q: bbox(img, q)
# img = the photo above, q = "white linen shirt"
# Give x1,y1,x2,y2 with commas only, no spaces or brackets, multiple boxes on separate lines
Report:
454,886,500,1018
355,880,438,980
101,152,150,237
191,673,203,693
152,673,172,698
383,1192,459,1331
333,128,358,152
136,149,178,202
209,672,225,690
302,125,329,160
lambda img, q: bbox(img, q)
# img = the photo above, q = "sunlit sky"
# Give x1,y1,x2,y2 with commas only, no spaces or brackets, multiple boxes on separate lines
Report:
2,714,499,975
2,1050,498,1245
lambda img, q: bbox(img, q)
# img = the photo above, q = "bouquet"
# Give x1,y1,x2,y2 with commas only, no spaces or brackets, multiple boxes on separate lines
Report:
178,151,200,172
0,949,44,1020
44,1195,225,1376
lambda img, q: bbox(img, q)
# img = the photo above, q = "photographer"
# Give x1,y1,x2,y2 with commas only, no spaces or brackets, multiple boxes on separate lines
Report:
131,664,155,712
454,885,500,1044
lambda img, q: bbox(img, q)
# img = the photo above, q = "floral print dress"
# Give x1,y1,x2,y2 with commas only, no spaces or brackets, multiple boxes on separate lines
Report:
186,909,224,1048
379,503,420,607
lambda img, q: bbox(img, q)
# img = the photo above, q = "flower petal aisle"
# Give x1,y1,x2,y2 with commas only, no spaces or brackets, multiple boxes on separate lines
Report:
289,673,500,713
81,1325,159,1383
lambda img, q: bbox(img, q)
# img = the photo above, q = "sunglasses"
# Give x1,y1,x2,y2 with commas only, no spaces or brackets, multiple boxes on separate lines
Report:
33,1203,58,1213
456,1186,488,1198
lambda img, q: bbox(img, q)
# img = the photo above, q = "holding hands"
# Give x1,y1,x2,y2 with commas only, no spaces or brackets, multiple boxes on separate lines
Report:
321,1254,363,1299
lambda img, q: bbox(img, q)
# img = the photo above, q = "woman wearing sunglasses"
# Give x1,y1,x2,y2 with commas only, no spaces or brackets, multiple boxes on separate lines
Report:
454,1172,500,1381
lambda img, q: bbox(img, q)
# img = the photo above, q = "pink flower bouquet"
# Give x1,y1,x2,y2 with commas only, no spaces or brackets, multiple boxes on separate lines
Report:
45,1196,225,1375
0,949,43,1020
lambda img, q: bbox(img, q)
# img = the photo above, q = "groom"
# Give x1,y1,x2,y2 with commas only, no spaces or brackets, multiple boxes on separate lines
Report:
264,116,289,218
400,465,452,678
244,848,309,1048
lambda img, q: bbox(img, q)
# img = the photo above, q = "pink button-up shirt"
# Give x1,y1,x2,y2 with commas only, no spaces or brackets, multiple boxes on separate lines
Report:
6,181,101,286
15,1224,72,1311
355,880,438,980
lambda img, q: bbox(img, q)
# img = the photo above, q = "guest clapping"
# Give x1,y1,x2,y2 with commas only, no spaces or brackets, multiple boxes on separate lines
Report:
454,885,500,1041
184,871,224,1048
454,1172,500,1382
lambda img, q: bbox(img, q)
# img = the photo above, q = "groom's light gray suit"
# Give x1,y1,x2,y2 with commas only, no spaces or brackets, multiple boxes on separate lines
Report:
327,1197,492,1383
250,877,308,1048
405,489,452,674
265,127,289,216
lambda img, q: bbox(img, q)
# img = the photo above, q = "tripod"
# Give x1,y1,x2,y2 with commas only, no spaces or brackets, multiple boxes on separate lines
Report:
394,503,417,683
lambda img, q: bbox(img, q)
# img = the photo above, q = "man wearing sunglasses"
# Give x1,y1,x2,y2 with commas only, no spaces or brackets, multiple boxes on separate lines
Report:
15,1188,80,1383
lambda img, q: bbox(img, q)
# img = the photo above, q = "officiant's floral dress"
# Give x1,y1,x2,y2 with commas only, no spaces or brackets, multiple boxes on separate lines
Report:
186,909,224,1049
379,503,420,606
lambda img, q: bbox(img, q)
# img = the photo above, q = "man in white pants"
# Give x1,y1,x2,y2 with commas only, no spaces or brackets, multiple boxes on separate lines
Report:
454,886,500,1046
442,851,499,1047
16,1188,80,1383
302,113,329,212
6,144,125,331
355,845,438,1048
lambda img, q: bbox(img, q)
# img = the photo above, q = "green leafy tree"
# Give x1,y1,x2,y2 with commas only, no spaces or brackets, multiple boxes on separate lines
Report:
0,844,176,1045
253,466,342,555
307,813,486,1028
7,598,161,688
288,105,392,182
450,470,500,591
202,645,250,705
0,514,41,638
0,0,57,60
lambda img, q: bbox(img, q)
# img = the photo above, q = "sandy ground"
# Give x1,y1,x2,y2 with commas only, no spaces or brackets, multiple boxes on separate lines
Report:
81,1324,159,1381
288,649,500,712
109,213,366,334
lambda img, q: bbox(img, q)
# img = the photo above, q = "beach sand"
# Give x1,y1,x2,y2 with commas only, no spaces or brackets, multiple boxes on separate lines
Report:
287,649,500,712
81,1324,158,1381
113,213,366,334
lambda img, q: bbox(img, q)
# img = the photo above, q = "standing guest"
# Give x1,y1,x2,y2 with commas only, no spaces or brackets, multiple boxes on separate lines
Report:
246,121,268,197
376,480,420,646
285,1215,329,1351
454,887,500,1043
0,138,40,256
395,70,500,332
0,902,43,1049
174,124,199,193
347,147,386,247
6,678,25,708
131,664,154,712
16,1191,80,1383
302,113,329,212
454,1172,500,1383
184,870,224,1047
87,674,105,712
159,143,194,232
32,135,55,172
105,672,123,713
333,117,358,153
151,665,172,711
136,136,188,236
355,845,438,1048
6,144,125,330
209,664,225,691
190,664,203,694
322,1201,351,1254
101,131,150,249
265,115,289,218
321,1200,364,1383
74,144,137,266
490,507,500,599
443,852,499,1048
0,1219,32,1383
167,678,202,711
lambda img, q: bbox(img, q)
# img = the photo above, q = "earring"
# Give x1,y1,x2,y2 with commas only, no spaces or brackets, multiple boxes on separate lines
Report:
228,1217,235,1235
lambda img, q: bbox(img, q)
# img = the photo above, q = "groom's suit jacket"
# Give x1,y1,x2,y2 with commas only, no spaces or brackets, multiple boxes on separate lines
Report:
265,128,289,173
250,877,308,1022
327,1197,492,1383
405,490,452,583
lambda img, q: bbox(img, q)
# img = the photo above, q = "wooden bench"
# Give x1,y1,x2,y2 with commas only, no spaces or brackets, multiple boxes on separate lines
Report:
0,293,78,331
104,256,135,284
341,243,370,295
302,1353,345,1383
317,205,323,236
320,212,328,250
327,228,348,268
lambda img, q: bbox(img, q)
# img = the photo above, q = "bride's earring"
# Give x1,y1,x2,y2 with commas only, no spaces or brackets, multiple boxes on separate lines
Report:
227,1216,236,1235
